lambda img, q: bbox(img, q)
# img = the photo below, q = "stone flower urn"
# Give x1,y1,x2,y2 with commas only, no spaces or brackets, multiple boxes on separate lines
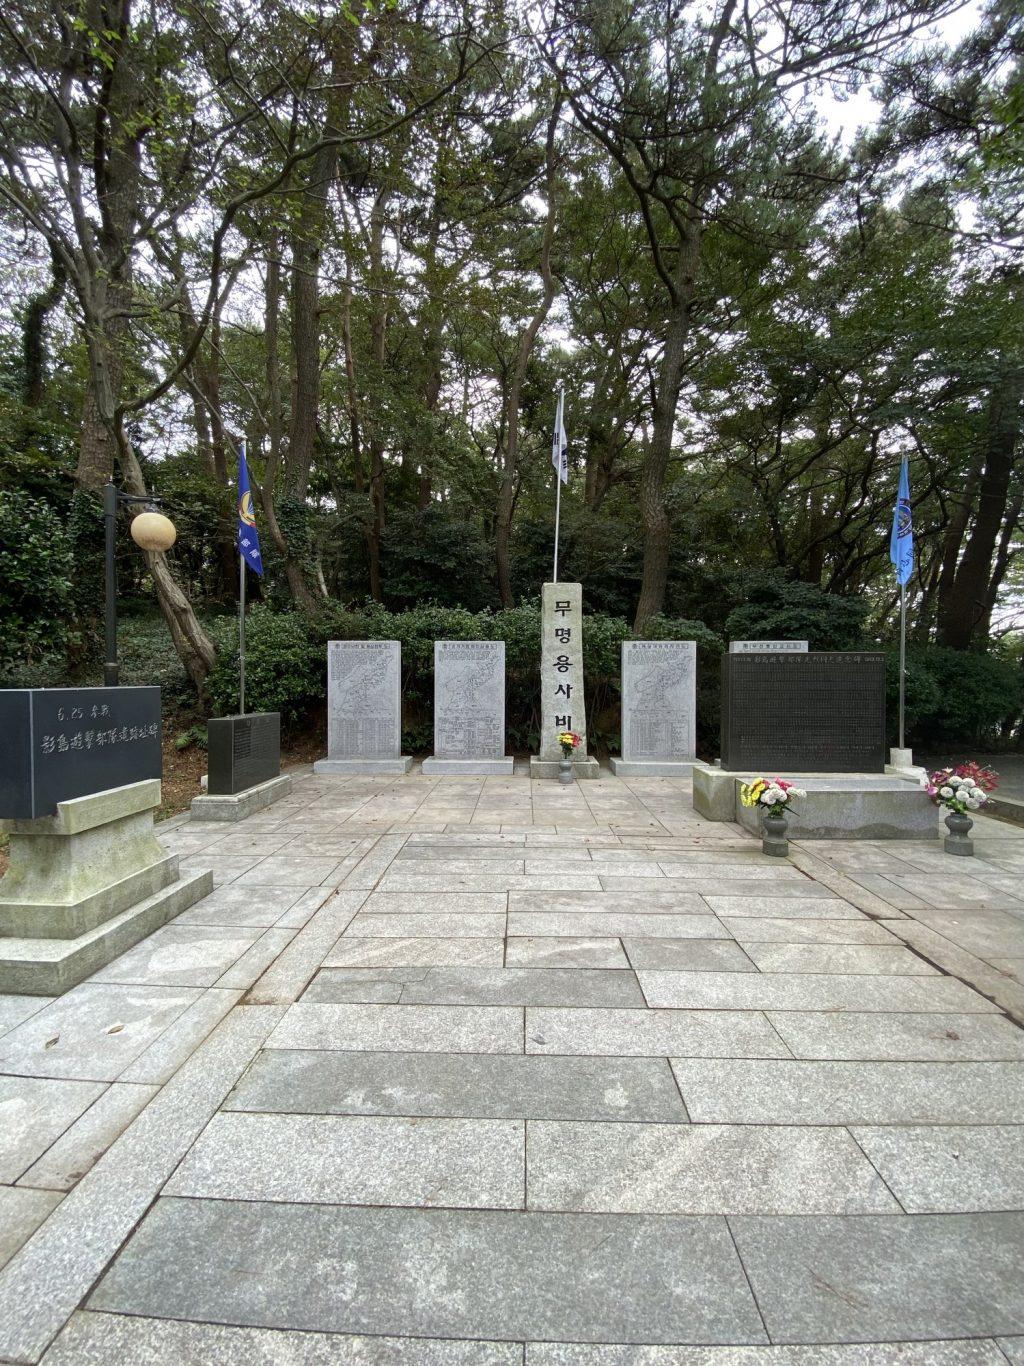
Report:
944,810,974,857
558,755,574,785
762,811,789,858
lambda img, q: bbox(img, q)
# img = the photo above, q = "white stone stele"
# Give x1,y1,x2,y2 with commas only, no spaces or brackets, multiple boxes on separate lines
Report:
530,582,600,780
190,773,294,822
422,641,513,776
729,640,809,653
313,640,412,776
0,779,211,995
610,640,696,777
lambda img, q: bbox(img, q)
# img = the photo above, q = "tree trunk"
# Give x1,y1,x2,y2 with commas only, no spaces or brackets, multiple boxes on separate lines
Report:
21,245,66,409
364,188,391,602
936,365,1024,648
633,225,701,630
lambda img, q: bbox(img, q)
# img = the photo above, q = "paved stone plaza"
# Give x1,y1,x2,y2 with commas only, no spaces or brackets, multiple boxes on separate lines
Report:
2,768,1024,1362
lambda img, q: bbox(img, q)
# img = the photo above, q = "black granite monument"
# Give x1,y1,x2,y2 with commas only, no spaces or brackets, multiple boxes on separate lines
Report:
206,712,281,795
721,652,886,773
0,687,162,819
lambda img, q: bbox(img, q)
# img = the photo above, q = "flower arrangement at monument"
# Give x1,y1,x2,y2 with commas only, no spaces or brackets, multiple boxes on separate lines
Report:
926,763,998,813
739,777,807,817
558,730,582,758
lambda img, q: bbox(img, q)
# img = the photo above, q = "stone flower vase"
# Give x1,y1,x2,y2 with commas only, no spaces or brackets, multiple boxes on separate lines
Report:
944,810,974,857
558,753,574,785
762,810,789,858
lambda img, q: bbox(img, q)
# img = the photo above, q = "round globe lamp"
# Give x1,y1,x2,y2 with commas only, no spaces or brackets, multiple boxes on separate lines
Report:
130,510,177,552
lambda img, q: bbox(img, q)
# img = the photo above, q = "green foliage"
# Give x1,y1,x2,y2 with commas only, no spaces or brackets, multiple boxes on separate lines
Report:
0,490,73,683
206,607,318,722
900,647,1022,748
724,580,869,650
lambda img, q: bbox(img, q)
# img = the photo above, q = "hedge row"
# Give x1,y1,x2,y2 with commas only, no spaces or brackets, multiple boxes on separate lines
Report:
198,603,1022,755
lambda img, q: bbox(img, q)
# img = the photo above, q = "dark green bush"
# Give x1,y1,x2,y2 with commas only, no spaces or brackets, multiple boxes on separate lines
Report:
724,580,869,650
900,647,1022,748
0,490,73,684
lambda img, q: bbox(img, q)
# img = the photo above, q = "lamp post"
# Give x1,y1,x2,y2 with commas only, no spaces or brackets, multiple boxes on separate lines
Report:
103,481,177,686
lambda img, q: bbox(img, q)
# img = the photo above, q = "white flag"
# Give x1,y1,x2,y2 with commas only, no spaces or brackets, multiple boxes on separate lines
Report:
551,389,568,484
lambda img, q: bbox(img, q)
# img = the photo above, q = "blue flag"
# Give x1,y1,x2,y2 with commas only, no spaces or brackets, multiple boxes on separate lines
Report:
237,441,263,577
890,456,913,586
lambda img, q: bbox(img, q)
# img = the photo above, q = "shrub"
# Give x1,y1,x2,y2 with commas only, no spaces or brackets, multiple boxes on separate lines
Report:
0,490,73,684
205,606,319,723
724,580,869,650
900,647,1022,748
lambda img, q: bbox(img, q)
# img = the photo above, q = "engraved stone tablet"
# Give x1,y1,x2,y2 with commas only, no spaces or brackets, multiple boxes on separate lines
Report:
729,640,808,653
610,641,696,776
207,713,281,795
0,687,162,820
530,583,599,779
422,641,512,775
721,652,885,773
314,640,412,774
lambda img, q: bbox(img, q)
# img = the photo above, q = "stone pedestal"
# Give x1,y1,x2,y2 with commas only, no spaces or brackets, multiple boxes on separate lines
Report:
0,780,211,995
191,773,293,822
530,583,600,780
313,640,411,776
692,761,738,821
422,641,513,776
610,640,696,777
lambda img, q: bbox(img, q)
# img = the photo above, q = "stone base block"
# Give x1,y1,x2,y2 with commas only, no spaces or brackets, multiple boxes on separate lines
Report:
529,756,601,781
691,761,737,821
0,854,178,940
190,774,293,823
731,776,937,841
0,869,213,996
313,757,413,775
421,757,514,776
610,758,693,778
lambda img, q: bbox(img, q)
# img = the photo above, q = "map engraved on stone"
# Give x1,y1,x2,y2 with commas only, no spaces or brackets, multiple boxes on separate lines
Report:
326,641,401,760
721,651,886,772
434,641,505,761
621,641,697,764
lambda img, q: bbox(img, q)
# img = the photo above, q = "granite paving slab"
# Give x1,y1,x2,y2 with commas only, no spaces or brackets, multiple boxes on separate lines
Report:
380,872,604,892
345,912,508,938
0,1007,283,1364
720,918,900,945
624,939,756,972
89,1197,768,1344
40,1312,523,1364
166,1111,524,1209
117,988,241,1085
852,1125,1024,1213
638,972,995,1013
302,966,645,1007
526,1121,898,1215
268,1002,523,1053
17,1081,157,1191
324,936,505,967
524,1341,1012,1364
174,884,309,927
742,944,937,975
509,890,709,914
91,925,264,988
243,890,368,1006
214,927,297,990
0,995,52,1038
672,1059,1024,1124
361,892,509,914
702,896,859,919
227,1049,687,1121
0,1186,63,1272
766,1010,1024,1061
0,983,202,1081
509,914,727,939
526,1007,789,1059
505,937,630,968
234,856,344,887
729,1212,1024,1343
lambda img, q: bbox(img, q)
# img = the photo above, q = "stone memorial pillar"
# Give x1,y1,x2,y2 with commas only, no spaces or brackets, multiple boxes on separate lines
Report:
422,641,513,775
529,582,599,779
313,640,412,774
610,640,696,776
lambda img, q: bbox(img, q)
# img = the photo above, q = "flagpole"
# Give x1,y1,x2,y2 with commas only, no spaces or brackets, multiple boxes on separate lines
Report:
898,580,906,751
239,439,247,717
552,384,563,584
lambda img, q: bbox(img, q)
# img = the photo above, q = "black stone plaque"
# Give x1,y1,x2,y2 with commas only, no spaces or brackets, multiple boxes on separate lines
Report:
721,652,886,773
0,687,162,820
207,713,281,795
